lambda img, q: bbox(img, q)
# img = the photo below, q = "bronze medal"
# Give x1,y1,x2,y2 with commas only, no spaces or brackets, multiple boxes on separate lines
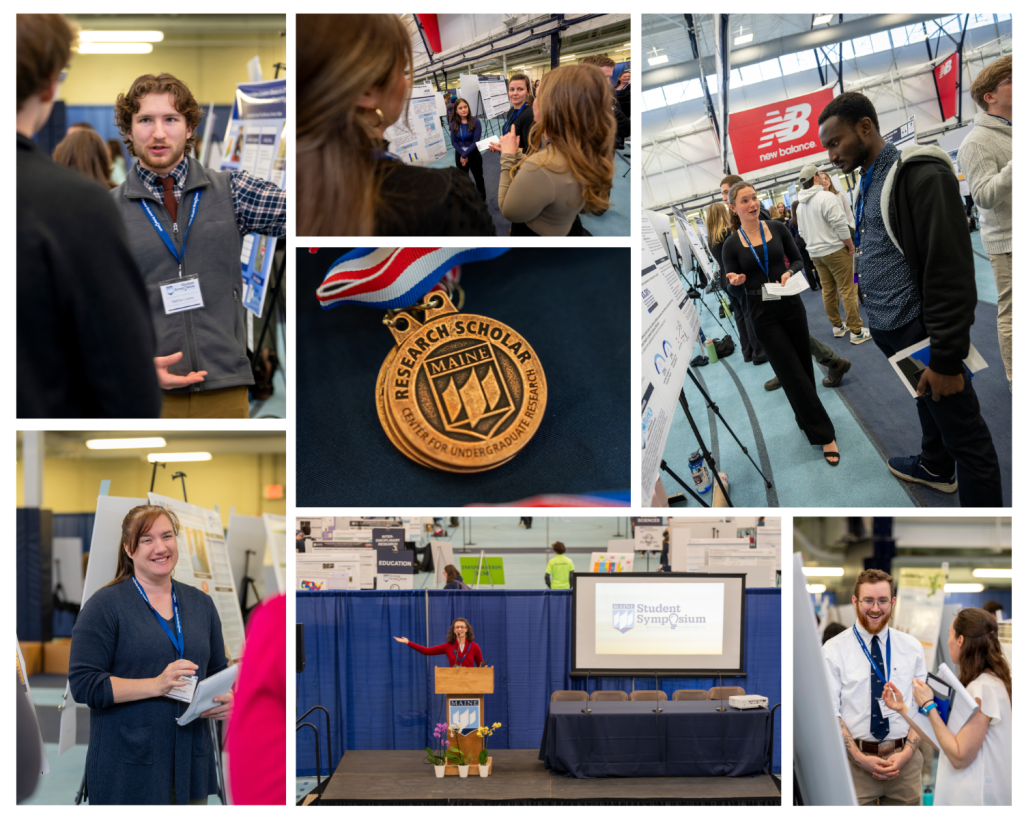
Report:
377,292,546,471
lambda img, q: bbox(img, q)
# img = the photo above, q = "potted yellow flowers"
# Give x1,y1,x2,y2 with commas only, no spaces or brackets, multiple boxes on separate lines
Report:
475,722,502,778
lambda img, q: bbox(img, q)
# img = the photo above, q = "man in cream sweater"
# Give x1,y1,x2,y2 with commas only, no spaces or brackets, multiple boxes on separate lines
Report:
797,164,871,344
957,55,1012,390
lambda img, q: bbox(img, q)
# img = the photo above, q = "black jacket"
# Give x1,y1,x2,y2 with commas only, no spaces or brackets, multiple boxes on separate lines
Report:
17,134,161,417
376,159,495,236
882,145,976,376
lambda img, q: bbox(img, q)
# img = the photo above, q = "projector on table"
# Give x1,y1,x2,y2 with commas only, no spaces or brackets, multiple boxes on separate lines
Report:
729,695,768,710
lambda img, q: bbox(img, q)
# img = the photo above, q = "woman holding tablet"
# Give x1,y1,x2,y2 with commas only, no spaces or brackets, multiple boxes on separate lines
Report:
68,505,232,804
394,618,484,667
497,64,615,236
451,98,486,201
722,180,840,466
489,73,534,157
882,608,1011,805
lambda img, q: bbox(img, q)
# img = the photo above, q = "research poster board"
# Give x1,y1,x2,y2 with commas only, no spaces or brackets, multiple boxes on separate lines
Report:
296,551,360,590
262,513,287,594
384,82,447,167
589,553,635,573
640,210,701,506
148,493,246,663
372,528,413,589
477,74,510,119
219,78,287,319
225,512,268,607
893,566,947,670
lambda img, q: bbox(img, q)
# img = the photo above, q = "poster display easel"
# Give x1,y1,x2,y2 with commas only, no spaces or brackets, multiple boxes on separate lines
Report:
219,78,287,319
148,493,247,663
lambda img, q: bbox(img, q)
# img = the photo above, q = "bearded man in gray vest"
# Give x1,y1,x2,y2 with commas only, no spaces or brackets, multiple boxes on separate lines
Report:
111,73,286,418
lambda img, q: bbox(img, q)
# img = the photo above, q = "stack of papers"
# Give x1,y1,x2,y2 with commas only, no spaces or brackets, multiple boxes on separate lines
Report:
176,664,239,726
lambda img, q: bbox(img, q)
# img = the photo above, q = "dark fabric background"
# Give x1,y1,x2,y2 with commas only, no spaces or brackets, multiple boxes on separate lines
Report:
296,248,630,505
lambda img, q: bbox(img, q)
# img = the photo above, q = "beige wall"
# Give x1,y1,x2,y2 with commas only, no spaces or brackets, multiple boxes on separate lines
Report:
62,33,286,106
16,452,286,526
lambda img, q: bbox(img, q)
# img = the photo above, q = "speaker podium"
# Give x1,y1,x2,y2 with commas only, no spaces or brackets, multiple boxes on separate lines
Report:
435,666,495,775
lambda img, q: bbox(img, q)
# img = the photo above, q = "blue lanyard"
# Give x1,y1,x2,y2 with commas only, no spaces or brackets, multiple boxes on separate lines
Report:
853,626,890,684
987,113,1012,126
453,641,470,666
854,148,885,247
503,103,527,135
139,189,201,269
459,124,468,143
737,221,771,279
132,577,184,659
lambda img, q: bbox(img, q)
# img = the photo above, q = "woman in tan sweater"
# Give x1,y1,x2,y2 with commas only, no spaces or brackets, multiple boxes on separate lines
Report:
496,64,616,236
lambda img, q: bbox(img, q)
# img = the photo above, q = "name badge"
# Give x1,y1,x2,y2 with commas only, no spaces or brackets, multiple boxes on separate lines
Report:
852,248,861,283
761,285,781,302
160,275,204,314
877,698,898,720
164,674,198,704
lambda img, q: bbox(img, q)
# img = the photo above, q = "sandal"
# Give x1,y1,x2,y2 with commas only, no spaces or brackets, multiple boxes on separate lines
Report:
824,449,840,466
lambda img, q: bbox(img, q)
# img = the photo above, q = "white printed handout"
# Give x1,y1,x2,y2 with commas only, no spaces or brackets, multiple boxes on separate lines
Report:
763,271,810,296
887,338,988,398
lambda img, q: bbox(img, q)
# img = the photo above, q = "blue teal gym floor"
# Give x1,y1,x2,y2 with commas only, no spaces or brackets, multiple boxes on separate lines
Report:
428,127,630,236
659,233,1011,507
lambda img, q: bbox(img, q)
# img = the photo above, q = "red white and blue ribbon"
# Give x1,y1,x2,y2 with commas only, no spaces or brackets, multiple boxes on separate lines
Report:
316,247,508,310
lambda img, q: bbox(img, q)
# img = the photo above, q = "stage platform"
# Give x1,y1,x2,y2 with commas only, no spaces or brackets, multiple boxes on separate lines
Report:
314,750,781,805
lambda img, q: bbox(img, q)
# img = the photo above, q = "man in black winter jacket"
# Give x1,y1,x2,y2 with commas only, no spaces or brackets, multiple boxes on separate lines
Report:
16,14,161,418
819,92,1001,507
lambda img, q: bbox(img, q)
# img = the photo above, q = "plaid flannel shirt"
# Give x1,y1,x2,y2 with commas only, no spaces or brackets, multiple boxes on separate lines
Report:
135,155,286,237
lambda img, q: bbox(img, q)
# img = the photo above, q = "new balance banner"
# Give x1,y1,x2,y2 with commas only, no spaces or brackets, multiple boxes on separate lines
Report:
934,53,959,122
729,87,836,174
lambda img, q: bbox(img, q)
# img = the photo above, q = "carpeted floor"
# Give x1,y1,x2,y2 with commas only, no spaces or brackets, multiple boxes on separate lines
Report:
659,231,1011,508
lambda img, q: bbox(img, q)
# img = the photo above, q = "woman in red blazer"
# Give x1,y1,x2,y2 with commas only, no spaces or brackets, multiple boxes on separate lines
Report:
394,617,484,667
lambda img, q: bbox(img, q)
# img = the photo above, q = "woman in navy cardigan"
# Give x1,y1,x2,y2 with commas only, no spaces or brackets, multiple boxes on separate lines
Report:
394,617,484,666
450,98,486,201
68,505,232,804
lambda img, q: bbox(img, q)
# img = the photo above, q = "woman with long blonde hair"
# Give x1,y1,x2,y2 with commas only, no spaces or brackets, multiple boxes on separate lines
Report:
496,63,616,236
297,14,493,236
706,201,767,364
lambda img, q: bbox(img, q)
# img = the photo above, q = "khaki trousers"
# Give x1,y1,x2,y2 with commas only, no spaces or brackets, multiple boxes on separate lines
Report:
161,385,250,419
811,247,863,333
848,745,923,806
990,252,1012,385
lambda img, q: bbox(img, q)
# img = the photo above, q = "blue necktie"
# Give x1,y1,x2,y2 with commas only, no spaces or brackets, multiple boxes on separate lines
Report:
870,634,889,740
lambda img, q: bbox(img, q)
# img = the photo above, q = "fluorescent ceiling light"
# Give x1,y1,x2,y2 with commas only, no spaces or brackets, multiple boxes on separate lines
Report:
813,15,834,26
944,583,985,593
648,54,669,66
78,30,164,42
806,584,827,594
147,452,212,463
734,33,753,45
802,567,844,577
78,43,153,54
972,569,1012,579
87,437,166,450
618,42,631,49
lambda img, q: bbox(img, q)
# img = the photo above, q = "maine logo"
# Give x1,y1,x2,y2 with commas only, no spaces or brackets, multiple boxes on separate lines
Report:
425,341,514,440
448,698,481,734
612,603,635,633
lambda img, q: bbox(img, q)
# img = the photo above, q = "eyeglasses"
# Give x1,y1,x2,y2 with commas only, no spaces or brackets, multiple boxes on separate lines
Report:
855,597,892,607
997,75,1011,87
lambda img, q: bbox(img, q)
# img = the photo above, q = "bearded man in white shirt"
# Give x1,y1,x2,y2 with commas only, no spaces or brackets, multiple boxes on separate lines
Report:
822,568,927,805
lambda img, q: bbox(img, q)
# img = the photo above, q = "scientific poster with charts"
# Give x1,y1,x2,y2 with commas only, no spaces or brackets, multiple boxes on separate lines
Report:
219,79,287,318
384,83,447,167
893,567,948,670
148,493,246,662
477,75,510,119
640,210,701,506
262,513,287,595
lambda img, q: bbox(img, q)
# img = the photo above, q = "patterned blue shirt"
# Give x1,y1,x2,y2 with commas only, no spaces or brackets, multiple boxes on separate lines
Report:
856,143,922,331
134,155,286,238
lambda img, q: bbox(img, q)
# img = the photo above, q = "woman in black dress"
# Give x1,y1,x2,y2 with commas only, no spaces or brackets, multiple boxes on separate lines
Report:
722,181,840,465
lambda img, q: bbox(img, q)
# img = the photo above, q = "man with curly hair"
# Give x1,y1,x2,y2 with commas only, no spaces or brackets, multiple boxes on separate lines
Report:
111,73,287,418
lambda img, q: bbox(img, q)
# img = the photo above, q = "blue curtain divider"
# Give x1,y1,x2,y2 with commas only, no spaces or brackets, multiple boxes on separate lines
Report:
296,588,781,776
